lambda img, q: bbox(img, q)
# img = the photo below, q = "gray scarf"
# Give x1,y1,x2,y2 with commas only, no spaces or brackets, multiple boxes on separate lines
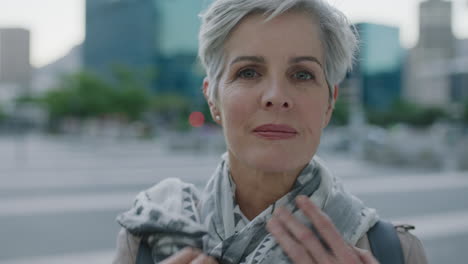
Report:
117,154,379,264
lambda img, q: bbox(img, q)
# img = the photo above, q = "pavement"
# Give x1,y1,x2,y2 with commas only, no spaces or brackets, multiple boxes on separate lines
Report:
0,134,467,263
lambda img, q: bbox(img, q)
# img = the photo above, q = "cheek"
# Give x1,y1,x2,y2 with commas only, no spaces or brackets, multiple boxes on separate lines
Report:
219,85,257,130
223,103,248,128
300,99,329,135
219,93,256,153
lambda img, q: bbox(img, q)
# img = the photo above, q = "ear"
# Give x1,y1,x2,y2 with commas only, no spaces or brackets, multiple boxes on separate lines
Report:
322,85,339,128
203,77,222,125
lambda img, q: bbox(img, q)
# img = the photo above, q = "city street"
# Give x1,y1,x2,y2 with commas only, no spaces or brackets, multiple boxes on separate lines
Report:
0,134,467,263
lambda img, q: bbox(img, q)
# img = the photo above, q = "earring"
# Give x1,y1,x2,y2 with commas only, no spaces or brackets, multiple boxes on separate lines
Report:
215,115,221,121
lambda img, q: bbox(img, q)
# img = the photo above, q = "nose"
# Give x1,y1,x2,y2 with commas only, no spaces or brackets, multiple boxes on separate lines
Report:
261,79,293,111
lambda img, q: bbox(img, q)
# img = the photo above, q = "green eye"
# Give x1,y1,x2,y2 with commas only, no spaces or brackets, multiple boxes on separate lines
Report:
238,69,259,79
293,71,314,80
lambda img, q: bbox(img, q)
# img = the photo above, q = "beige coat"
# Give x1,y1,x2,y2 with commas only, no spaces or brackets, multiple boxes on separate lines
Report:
112,224,428,264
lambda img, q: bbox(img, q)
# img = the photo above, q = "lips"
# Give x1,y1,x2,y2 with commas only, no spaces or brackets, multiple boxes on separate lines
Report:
253,124,298,140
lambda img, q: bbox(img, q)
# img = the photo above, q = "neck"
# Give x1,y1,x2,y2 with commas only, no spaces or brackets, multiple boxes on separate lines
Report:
228,152,305,220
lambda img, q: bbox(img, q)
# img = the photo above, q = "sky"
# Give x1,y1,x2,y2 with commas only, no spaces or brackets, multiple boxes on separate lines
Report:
0,0,467,68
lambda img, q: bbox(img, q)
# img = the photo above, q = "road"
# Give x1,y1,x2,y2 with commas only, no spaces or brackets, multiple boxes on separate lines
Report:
0,134,467,263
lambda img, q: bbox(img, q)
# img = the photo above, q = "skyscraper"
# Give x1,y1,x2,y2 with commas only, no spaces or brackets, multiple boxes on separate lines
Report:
84,0,158,81
451,39,468,104
83,0,208,97
0,28,31,101
405,0,455,107
418,0,454,52
152,0,207,97
352,23,404,110
0,28,31,85
156,0,207,56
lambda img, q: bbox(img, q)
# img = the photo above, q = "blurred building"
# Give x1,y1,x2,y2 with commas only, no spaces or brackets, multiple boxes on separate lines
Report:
83,0,207,99
451,39,468,104
153,0,206,98
404,0,455,108
156,0,206,56
0,28,31,104
155,54,203,98
349,23,404,110
83,0,159,82
32,44,82,95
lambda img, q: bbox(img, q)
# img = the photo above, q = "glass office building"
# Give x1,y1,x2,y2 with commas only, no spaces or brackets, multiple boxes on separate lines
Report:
354,23,405,110
84,0,159,82
84,0,208,97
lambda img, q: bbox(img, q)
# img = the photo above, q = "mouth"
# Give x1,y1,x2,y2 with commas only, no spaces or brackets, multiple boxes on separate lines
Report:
252,124,298,140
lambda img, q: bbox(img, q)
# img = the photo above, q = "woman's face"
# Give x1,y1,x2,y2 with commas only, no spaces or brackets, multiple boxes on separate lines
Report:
207,12,334,174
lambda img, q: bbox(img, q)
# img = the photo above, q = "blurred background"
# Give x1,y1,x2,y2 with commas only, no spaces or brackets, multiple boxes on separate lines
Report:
0,0,467,263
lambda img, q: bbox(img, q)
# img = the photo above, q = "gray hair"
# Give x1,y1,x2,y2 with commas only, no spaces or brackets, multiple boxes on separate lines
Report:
198,0,358,104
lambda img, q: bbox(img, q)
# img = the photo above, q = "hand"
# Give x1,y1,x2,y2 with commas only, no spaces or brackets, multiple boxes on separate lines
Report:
161,247,219,264
266,196,378,264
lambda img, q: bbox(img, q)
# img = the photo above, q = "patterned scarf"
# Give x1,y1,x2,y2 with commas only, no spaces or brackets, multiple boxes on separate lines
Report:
116,154,379,264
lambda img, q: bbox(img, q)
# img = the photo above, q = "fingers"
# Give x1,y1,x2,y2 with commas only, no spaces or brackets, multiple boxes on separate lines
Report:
161,248,199,264
270,207,329,264
161,247,217,264
190,253,218,264
267,217,316,264
296,195,359,263
354,247,379,264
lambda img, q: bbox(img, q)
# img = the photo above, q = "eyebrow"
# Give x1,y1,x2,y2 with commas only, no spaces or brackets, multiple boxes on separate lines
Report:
229,56,266,66
229,55,324,69
289,56,324,69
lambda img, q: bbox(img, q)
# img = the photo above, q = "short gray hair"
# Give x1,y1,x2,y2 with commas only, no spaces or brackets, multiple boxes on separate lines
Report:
198,0,358,104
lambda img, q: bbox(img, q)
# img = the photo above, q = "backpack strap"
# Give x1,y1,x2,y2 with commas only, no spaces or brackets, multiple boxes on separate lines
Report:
367,220,405,264
136,240,153,264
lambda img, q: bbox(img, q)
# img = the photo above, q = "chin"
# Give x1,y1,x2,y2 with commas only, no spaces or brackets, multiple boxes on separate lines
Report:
244,149,311,174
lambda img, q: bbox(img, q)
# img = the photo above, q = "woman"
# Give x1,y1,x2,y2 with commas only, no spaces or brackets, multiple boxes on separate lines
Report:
113,0,428,263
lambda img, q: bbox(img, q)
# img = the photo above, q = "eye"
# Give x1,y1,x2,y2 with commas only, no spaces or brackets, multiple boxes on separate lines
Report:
293,71,315,81
237,68,260,79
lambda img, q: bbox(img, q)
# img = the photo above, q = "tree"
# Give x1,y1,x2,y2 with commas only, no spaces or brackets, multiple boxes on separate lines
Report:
366,100,447,128
41,70,152,121
0,103,5,122
111,65,152,120
113,86,151,121
151,93,192,129
42,71,115,120
464,100,468,125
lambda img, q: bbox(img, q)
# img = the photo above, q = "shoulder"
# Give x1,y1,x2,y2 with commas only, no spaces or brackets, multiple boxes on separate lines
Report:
356,223,428,264
395,224,428,264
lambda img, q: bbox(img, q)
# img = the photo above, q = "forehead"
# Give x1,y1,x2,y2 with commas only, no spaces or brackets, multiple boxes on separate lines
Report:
224,11,324,65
